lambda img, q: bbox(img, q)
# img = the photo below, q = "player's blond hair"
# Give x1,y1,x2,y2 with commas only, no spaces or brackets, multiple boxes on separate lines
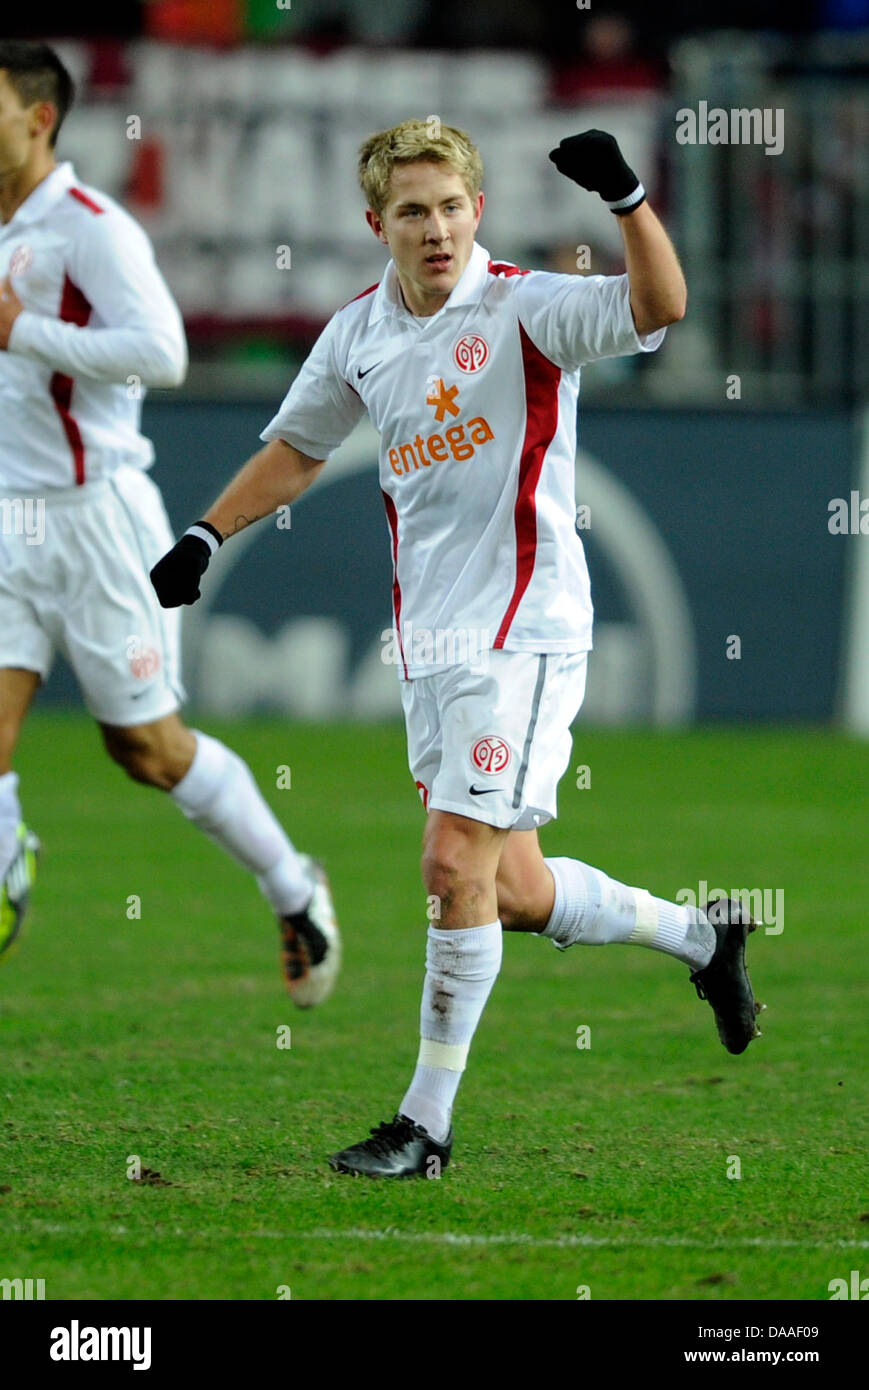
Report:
358,119,483,217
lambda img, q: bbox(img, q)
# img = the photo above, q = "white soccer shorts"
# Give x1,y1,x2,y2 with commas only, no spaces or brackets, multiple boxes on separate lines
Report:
400,649,588,830
0,464,184,727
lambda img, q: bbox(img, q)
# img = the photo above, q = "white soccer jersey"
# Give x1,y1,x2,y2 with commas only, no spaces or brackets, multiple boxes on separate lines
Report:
0,161,187,491
261,240,665,679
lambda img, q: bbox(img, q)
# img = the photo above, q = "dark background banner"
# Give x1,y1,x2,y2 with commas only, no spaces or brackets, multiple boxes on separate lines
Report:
37,404,854,722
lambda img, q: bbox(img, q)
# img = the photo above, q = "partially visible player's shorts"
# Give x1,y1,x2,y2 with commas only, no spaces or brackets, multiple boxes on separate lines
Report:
0,464,185,726
400,649,588,830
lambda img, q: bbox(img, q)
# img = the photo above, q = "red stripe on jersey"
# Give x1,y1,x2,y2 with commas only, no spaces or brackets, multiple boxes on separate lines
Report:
494,324,562,649
68,187,105,215
49,275,93,485
58,276,92,328
381,489,408,680
487,260,530,278
340,282,379,311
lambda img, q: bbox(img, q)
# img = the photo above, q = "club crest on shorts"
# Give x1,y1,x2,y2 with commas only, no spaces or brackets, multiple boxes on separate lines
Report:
452,333,490,374
128,645,162,679
470,735,511,775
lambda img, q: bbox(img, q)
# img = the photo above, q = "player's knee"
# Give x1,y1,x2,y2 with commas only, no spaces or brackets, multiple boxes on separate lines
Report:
103,732,174,789
420,847,457,902
421,844,490,907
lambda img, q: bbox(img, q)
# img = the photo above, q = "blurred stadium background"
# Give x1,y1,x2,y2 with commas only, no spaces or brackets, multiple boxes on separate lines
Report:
9,0,869,733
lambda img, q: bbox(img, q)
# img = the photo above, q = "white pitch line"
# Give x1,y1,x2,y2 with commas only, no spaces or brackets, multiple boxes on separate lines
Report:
8,1223,869,1252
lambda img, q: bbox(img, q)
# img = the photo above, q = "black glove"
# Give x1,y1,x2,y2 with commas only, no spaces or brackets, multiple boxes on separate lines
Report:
549,130,646,214
150,521,222,607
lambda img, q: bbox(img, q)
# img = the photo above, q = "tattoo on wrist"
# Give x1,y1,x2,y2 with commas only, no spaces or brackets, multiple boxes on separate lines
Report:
229,513,262,536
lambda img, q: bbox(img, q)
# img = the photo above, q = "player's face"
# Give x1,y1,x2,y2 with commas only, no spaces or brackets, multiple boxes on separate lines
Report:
0,72,37,178
367,161,483,317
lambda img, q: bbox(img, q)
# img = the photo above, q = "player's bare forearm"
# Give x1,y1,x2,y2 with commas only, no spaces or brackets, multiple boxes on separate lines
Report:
203,438,326,540
618,202,687,336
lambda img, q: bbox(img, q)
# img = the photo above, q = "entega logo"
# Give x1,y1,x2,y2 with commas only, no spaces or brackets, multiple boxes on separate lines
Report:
388,418,495,476
388,377,495,477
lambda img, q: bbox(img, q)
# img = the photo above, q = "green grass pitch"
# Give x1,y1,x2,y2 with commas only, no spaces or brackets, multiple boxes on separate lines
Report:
1,714,866,1301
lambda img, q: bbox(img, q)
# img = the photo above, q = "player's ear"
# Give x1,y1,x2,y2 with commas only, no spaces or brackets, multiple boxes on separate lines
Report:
473,190,485,228
31,100,57,143
365,207,389,245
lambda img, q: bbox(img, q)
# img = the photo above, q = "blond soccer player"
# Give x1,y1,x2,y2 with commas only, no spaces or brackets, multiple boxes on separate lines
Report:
152,120,762,1178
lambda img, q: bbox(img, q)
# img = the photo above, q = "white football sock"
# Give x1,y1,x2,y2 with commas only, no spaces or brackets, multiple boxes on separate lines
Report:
400,919,503,1144
170,730,312,917
0,771,21,881
541,857,715,971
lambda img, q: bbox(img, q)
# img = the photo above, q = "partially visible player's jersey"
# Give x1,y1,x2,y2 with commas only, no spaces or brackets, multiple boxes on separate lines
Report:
261,240,665,679
0,161,187,491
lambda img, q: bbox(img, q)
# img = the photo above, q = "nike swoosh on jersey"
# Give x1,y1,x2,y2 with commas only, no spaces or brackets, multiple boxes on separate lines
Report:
357,361,382,379
468,785,503,796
